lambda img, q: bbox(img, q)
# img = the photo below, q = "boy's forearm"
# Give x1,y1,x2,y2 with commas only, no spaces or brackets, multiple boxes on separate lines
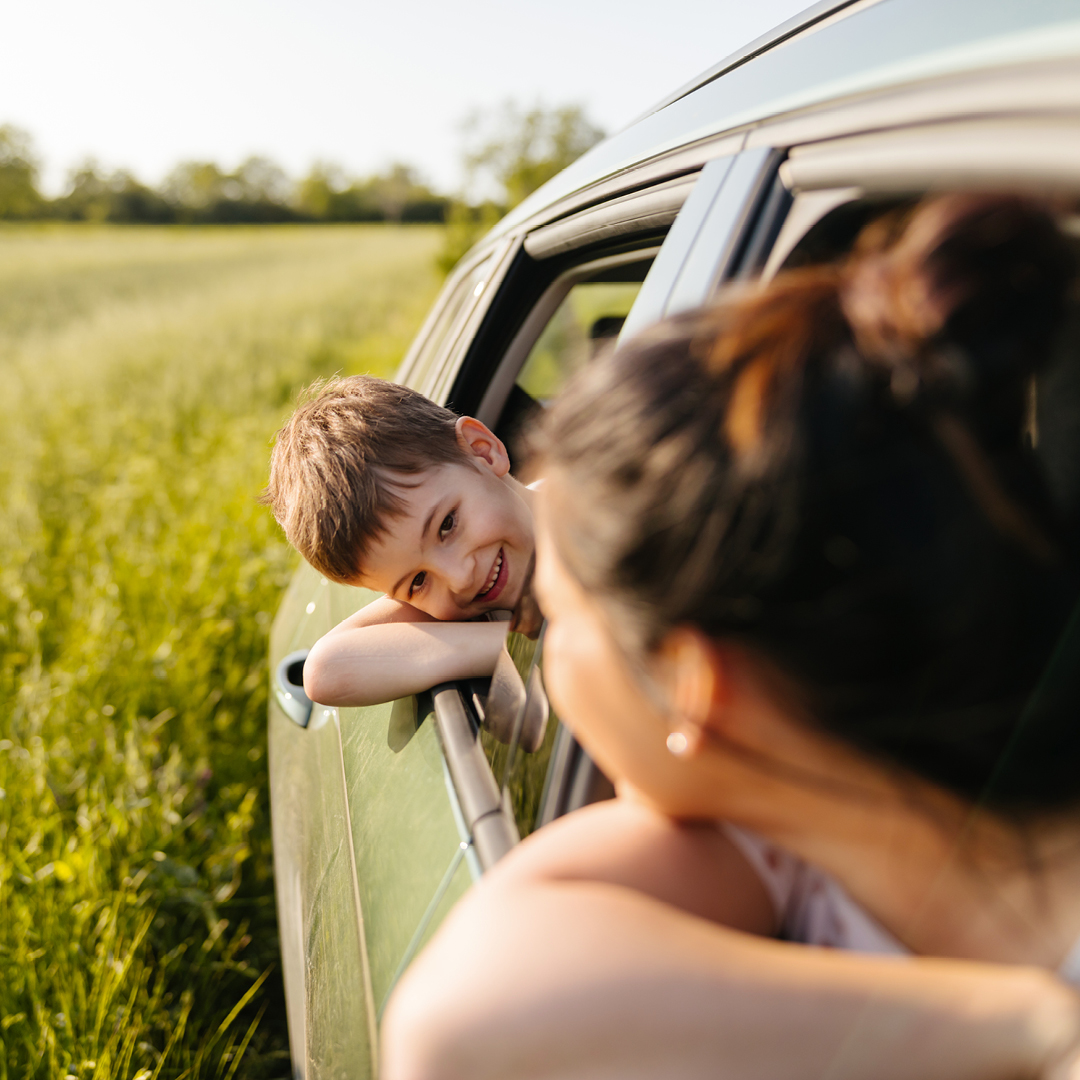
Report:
303,620,507,706
382,879,1080,1080
319,595,437,639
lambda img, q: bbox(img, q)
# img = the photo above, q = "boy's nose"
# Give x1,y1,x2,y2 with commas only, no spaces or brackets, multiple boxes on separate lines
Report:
433,551,475,599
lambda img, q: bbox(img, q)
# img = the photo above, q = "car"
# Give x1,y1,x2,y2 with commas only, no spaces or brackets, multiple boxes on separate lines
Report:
268,0,1080,1073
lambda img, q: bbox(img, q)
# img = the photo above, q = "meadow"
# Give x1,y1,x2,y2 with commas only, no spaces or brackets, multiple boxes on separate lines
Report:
0,223,444,1078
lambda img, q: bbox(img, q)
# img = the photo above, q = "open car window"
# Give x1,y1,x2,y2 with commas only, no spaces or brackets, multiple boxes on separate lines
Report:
479,261,653,838
516,280,641,402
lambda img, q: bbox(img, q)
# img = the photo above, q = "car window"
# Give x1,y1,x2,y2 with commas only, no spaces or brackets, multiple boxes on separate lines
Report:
774,193,1080,523
476,627,554,839
477,274,646,838
489,265,650,473
515,281,642,402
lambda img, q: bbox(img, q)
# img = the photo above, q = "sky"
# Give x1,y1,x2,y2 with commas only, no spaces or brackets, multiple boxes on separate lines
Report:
3,0,811,196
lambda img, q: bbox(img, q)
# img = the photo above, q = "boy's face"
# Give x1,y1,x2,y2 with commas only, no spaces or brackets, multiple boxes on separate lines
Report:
355,419,534,621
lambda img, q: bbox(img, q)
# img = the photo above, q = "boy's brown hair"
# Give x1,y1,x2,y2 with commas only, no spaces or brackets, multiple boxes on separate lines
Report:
262,375,468,583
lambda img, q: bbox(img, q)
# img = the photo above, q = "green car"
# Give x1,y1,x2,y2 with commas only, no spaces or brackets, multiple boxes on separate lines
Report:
269,0,1080,1072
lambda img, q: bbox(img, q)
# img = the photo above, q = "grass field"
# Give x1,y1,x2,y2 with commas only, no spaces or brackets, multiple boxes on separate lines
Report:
0,223,444,1078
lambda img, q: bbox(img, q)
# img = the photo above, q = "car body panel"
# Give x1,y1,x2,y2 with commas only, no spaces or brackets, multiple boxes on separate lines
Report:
269,565,377,1078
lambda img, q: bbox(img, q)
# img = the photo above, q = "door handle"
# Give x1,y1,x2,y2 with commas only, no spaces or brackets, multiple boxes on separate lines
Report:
275,650,313,728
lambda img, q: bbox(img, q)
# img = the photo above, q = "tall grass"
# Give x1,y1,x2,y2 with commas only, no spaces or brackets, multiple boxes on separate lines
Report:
0,223,443,1078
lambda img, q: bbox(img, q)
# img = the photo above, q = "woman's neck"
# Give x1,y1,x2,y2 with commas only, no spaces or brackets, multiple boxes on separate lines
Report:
708,657,1080,968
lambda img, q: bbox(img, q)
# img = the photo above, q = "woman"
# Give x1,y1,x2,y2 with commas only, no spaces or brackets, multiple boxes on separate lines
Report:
382,194,1080,1079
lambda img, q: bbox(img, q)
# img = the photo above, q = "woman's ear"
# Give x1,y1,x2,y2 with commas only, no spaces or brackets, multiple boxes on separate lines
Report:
656,627,730,756
455,416,511,477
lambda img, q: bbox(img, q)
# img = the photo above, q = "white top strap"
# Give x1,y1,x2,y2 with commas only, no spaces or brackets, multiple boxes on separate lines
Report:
1057,934,1080,988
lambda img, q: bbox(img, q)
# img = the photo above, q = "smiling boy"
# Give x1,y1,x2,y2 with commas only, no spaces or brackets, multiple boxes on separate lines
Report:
263,375,536,707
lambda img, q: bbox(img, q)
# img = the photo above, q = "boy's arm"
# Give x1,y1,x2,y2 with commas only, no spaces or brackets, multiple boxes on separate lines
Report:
320,594,441,633
303,600,507,706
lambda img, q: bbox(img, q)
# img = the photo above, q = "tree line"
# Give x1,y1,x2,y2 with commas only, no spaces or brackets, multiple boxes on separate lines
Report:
0,104,605,270
0,125,449,224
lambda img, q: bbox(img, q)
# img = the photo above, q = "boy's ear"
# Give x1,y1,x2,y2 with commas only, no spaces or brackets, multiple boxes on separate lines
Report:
455,416,511,477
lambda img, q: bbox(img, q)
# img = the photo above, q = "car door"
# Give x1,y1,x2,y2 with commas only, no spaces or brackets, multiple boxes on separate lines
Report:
424,148,795,854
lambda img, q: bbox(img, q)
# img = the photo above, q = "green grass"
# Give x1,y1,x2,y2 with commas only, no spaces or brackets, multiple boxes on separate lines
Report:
0,223,444,1078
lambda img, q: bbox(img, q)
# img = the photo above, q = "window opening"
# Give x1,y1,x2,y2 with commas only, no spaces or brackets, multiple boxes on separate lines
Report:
495,275,646,469
517,281,642,401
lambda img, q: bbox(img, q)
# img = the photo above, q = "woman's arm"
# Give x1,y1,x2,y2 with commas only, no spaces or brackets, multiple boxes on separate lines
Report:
382,873,1080,1080
485,797,778,935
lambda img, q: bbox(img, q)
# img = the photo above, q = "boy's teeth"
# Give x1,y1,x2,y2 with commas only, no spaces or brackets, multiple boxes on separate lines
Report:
484,553,502,592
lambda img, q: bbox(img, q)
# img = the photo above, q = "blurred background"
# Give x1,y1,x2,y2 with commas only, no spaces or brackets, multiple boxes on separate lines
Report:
0,1,804,1076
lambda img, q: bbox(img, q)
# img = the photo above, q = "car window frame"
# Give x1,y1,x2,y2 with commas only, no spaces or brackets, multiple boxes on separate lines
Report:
474,247,661,429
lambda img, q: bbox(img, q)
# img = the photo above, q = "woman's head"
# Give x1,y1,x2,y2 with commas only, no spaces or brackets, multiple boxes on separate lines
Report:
536,192,1080,816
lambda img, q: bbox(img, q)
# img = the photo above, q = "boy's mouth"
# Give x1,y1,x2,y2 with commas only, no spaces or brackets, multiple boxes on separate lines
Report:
475,548,508,604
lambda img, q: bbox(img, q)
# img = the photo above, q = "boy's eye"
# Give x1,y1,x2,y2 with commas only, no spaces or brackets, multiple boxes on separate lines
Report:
409,571,426,596
439,511,456,538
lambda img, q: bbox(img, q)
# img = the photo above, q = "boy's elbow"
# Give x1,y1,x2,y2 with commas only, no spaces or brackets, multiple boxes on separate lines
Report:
301,642,335,705
301,635,385,707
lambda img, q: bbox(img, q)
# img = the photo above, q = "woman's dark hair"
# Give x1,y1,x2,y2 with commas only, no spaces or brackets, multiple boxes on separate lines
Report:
539,192,1080,814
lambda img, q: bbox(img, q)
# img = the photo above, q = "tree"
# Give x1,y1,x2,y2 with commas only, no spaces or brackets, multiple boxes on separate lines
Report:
294,162,346,219
162,157,300,223
232,156,291,205
353,163,447,223
0,125,44,219
59,159,174,223
161,161,230,216
465,102,604,209
437,102,604,273
294,161,447,223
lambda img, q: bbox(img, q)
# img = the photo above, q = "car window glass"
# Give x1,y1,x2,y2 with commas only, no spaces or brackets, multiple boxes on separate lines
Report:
475,628,555,838
494,278,644,474
406,252,495,393
515,281,642,403
467,278,644,837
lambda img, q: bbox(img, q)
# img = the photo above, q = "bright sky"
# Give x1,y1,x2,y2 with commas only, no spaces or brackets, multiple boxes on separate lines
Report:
3,0,810,196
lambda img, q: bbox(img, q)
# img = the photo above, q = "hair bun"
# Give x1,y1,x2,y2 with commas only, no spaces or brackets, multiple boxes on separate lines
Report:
841,194,1075,412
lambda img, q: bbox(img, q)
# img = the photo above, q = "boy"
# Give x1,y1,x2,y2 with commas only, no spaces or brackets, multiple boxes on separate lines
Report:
263,375,537,707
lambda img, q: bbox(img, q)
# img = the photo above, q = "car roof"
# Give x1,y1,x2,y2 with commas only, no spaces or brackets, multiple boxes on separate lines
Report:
492,0,1080,240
